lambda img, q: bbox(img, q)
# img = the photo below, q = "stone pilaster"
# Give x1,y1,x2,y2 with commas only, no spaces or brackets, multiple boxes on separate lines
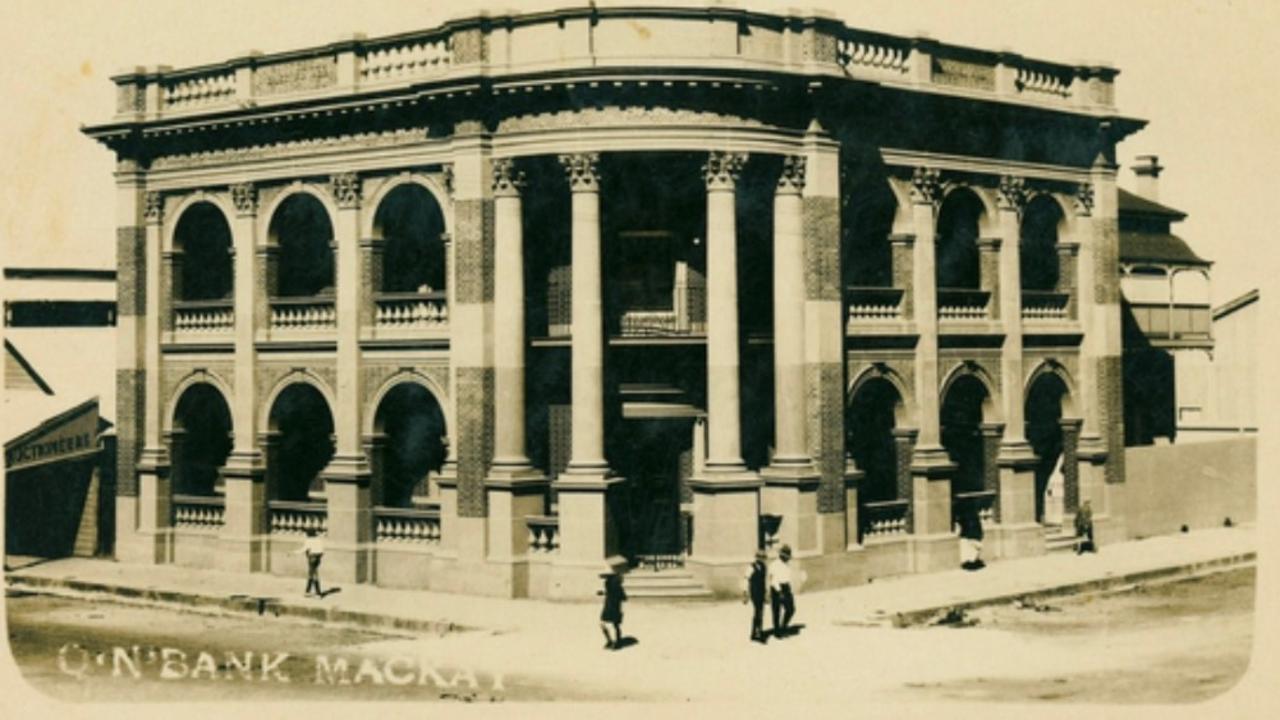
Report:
977,237,1001,320
996,175,1037,464
1060,418,1082,514
761,154,820,557
320,171,372,583
889,233,915,320
689,150,760,593
114,161,147,566
136,189,173,564
220,182,267,573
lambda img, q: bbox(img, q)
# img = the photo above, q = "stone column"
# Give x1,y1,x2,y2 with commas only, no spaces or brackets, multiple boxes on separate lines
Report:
113,160,148,563
219,182,267,573
994,175,1041,557
552,152,621,598
689,150,760,593
1058,241,1080,320
890,234,915,320
135,190,173,564
319,171,372,584
487,158,549,579
904,168,955,570
977,236,1001,320
762,155,819,556
1060,418,1082,514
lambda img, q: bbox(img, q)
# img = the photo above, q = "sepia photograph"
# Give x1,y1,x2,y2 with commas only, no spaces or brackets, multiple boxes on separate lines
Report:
1,0,1272,715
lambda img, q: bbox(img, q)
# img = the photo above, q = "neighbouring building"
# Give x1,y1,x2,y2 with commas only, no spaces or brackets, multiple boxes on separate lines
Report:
82,3,1143,598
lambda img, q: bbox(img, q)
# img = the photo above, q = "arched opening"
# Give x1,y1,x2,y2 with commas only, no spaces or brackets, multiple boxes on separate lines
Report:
846,377,902,504
267,383,335,502
371,382,447,508
1026,372,1069,523
173,203,233,302
170,383,232,496
936,189,985,290
842,176,896,289
372,185,447,294
269,194,334,298
1020,195,1063,292
941,374,989,497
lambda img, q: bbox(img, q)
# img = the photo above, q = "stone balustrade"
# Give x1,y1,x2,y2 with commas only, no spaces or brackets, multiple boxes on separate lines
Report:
172,494,226,529
846,286,905,321
836,30,912,80
938,289,991,321
1021,290,1072,320
268,500,328,536
162,71,236,111
526,515,560,555
861,499,911,539
373,292,449,329
1016,63,1074,98
953,489,1000,529
374,506,442,544
270,298,337,331
173,300,234,333
359,37,451,84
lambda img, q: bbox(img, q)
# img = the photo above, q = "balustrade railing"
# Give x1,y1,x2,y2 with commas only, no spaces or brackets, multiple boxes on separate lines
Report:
374,292,449,329
1021,290,1071,320
526,515,560,555
836,30,912,79
173,300,234,333
938,289,991,321
861,499,911,539
1016,63,1073,98
162,71,236,111
359,36,451,84
269,297,336,331
374,506,442,544
173,494,226,529
953,490,999,529
268,500,327,536
846,286,905,321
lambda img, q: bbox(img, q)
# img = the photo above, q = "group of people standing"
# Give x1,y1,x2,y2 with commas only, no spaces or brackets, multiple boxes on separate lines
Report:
743,544,797,643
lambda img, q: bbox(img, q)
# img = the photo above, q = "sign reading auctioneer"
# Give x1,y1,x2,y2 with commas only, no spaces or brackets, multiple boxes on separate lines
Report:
4,398,100,473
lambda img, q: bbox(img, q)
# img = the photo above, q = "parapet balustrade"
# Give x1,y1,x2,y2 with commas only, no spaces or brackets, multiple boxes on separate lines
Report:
268,500,328,535
269,297,337,331
846,286,906,322
373,291,449,330
162,71,236,111
172,494,226,529
526,515,561,555
359,37,451,85
938,289,991,321
172,300,234,333
861,499,911,539
374,505,443,544
836,30,912,81
1021,290,1072,320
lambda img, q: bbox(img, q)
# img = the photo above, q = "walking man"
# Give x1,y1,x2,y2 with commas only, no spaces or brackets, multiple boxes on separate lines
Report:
597,572,627,650
298,529,325,597
769,544,796,637
1075,500,1096,554
742,549,769,643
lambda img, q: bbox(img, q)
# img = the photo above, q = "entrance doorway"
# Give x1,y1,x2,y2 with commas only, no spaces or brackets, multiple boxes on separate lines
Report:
615,419,688,568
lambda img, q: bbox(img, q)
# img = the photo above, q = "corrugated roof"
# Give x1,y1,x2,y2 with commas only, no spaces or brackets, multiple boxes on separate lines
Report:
1118,188,1187,220
1119,231,1209,266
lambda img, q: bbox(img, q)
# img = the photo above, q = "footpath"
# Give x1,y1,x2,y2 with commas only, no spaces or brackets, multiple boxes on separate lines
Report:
4,526,1255,636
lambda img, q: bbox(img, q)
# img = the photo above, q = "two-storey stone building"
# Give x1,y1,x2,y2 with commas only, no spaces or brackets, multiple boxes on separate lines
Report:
85,3,1142,598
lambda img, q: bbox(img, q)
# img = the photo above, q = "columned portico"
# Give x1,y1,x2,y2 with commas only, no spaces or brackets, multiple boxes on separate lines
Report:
218,182,267,573
689,151,761,589
552,152,623,597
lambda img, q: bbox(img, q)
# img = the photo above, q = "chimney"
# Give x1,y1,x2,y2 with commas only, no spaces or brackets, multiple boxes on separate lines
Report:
1132,155,1164,202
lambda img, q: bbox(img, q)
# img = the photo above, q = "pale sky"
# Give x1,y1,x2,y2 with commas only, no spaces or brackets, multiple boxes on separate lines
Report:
1,0,1275,305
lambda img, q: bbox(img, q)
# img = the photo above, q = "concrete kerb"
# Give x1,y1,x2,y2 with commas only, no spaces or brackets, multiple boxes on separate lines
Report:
879,551,1256,628
4,573,472,638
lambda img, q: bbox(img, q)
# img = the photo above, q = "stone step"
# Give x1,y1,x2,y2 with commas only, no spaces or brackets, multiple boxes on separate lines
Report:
621,569,714,600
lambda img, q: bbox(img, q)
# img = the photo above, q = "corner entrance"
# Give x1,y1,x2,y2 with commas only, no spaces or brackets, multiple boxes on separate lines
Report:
614,418,691,569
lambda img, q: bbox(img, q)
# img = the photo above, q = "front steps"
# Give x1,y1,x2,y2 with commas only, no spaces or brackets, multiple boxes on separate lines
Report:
621,567,714,600
1043,522,1078,553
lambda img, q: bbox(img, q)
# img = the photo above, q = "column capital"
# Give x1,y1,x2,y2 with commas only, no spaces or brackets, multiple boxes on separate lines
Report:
1073,181,1095,216
144,191,164,225
559,152,601,192
491,157,526,197
996,174,1028,213
230,182,259,217
703,150,747,191
775,154,806,195
329,172,362,210
909,166,943,207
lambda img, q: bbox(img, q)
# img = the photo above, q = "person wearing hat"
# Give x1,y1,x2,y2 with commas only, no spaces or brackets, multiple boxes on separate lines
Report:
742,549,769,643
597,571,627,650
769,545,796,637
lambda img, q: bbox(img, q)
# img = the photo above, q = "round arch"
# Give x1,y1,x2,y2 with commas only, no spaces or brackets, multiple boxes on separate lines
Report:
363,370,452,439
846,371,909,505
257,181,340,243
847,363,914,425
1020,194,1068,292
164,369,235,434
258,369,337,436
367,376,449,508
164,191,236,253
265,189,337,298
362,173,454,239
169,199,235,302
940,367,995,498
1024,359,1080,419
939,360,1001,421
936,186,993,290
168,379,234,497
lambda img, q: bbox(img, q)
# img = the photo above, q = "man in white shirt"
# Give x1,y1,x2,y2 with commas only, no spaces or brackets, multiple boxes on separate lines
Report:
296,529,325,597
769,544,796,637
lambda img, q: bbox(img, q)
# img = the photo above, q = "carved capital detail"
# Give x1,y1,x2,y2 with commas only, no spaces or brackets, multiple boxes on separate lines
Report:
491,158,526,197
996,174,1028,213
776,155,807,195
329,172,361,210
144,191,163,224
230,182,258,216
703,150,748,191
559,152,601,192
909,167,943,207
1073,182,1095,216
